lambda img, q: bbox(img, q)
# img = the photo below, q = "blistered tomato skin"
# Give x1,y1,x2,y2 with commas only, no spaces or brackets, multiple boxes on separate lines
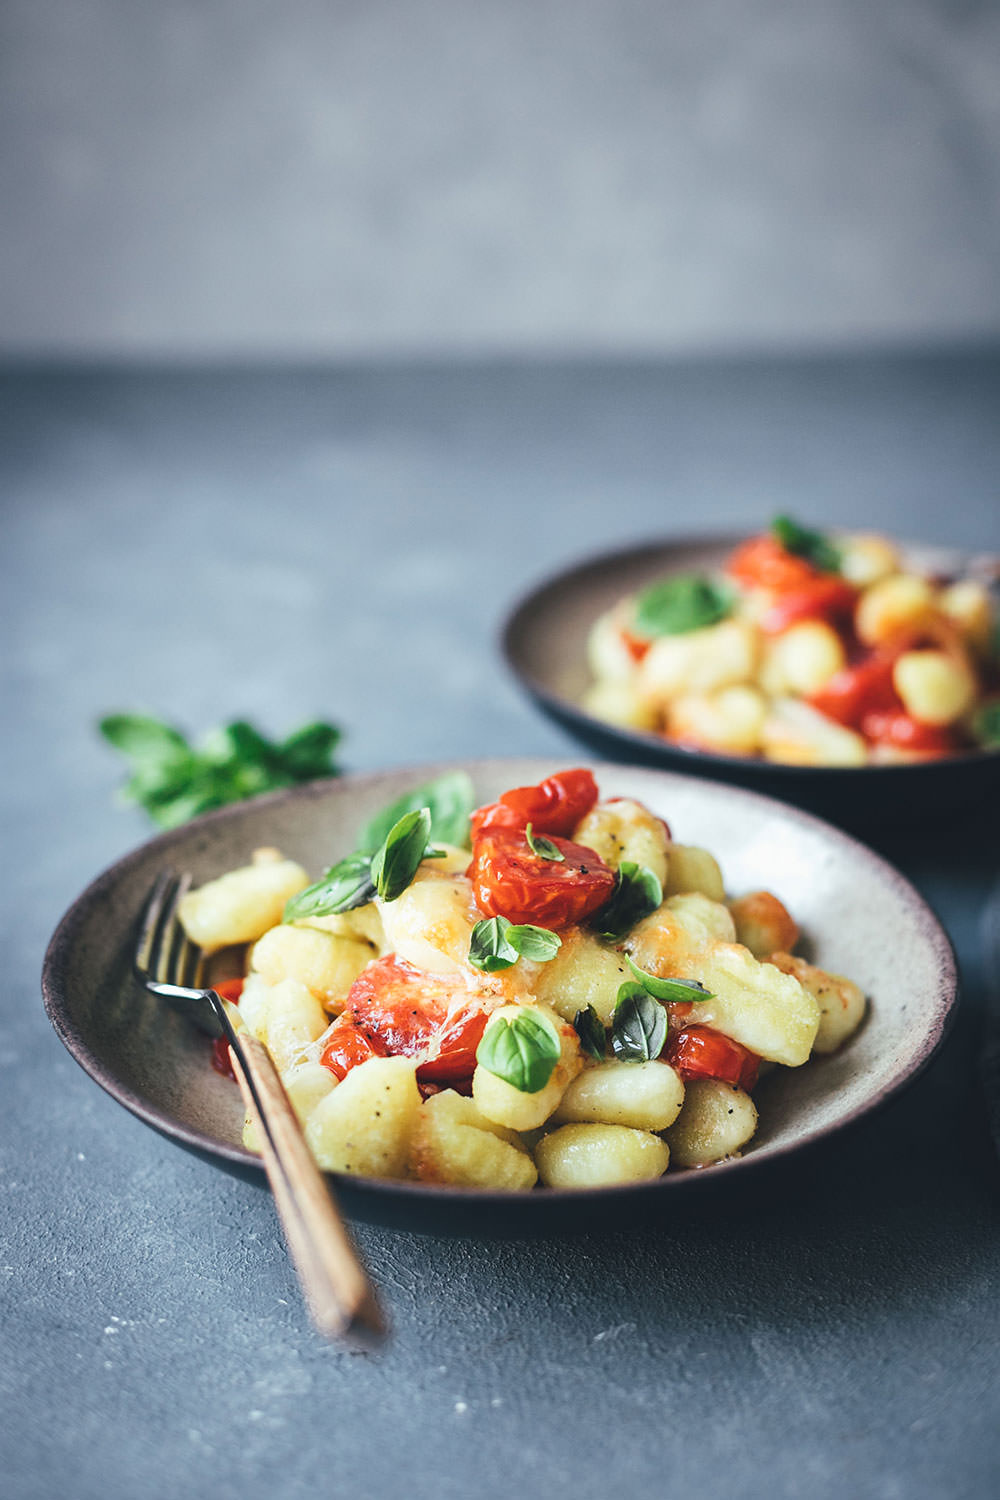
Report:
726,536,820,595
470,769,600,841
320,1020,387,1079
664,1025,760,1091
808,653,901,729
210,978,245,1080
759,577,857,634
861,711,958,755
468,828,616,928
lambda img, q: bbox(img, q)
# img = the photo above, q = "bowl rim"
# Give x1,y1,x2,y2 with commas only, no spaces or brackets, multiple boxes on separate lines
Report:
41,756,960,1212
500,529,1000,779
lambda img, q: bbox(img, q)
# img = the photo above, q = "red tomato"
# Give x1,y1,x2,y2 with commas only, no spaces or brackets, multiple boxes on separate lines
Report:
212,978,246,1004
759,577,858,634
468,827,616,927
860,711,958,756
470,769,599,841
726,535,820,594
620,626,651,662
322,955,490,1088
320,1019,387,1080
808,653,901,729
664,1025,760,1090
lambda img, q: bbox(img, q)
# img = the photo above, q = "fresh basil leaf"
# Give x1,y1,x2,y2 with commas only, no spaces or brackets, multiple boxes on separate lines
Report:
624,957,714,1004
525,823,565,861
611,984,668,1062
283,853,376,923
633,574,733,638
476,1011,561,1093
357,771,475,853
371,807,433,901
469,916,520,972
99,714,191,761
509,924,562,962
771,515,842,574
593,861,663,942
573,1004,606,1060
973,700,1000,749
469,917,562,972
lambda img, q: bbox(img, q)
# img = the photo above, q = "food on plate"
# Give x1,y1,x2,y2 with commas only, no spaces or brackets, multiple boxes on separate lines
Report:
180,768,867,1191
582,518,1000,765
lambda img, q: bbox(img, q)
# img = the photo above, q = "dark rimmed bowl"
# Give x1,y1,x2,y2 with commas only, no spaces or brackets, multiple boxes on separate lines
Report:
501,534,1000,828
42,758,957,1236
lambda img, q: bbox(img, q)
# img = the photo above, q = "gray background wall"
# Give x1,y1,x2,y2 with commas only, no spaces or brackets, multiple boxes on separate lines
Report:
2,0,1000,359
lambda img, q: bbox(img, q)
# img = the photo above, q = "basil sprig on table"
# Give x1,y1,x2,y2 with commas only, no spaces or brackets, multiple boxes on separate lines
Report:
476,1011,561,1093
771,515,842,575
468,916,562,973
593,861,663,942
99,714,342,829
525,823,565,861
610,984,668,1062
625,956,714,1004
573,1004,607,1060
632,574,733,638
357,770,474,853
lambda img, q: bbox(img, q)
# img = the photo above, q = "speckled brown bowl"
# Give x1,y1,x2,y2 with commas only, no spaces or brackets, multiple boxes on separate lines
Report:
42,759,957,1234
501,534,1000,827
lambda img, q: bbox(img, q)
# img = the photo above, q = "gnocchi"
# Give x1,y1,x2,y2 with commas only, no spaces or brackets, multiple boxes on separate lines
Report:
187,767,868,1191
583,519,999,763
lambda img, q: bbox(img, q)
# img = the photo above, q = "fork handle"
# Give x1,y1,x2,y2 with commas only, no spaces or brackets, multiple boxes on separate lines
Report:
222,1025,387,1347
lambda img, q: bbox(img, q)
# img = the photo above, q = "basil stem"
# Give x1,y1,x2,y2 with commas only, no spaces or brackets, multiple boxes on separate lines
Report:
625,956,714,1004
469,916,562,973
371,807,433,902
771,515,842,574
573,1004,607,1060
283,853,375,923
610,983,668,1062
357,770,475,853
593,861,663,942
525,823,565,862
633,574,733,638
476,1011,561,1093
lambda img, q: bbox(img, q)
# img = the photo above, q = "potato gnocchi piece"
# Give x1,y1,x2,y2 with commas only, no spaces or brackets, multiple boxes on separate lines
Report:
472,1003,582,1131
305,1056,420,1177
587,605,642,684
280,1059,338,1125
250,924,372,1010
728,890,800,959
937,579,995,656
235,971,275,1042
760,699,867,767
680,943,820,1066
411,1090,537,1191
855,572,936,646
637,618,758,703
573,797,671,887
665,1079,758,1168
892,649,976,727
376,868,481,976
178,851,310,952
837,532,900,587
666,685,767,756
530,928,631,1025
759,620,845,697
768,952,866,1054
662,844,726,902
553,1059,685,1132
536,1123,670,1189
581,678,659,733
258,977,329,1072
665,892,737,946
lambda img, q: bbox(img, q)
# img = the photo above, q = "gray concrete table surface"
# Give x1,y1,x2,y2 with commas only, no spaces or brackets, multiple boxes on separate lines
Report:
3,353,999,1500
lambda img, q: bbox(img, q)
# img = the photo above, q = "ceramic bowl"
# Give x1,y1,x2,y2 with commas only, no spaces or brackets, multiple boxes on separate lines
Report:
501,534,1000,827
42,758,957,1234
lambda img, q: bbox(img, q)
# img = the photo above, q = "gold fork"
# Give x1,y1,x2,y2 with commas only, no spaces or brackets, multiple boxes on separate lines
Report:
134,869,386,1348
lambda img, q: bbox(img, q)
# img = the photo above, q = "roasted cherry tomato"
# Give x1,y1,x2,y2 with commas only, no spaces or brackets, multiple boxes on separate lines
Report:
320,1019,387,1080
664,1024,760,1091
210,978,245,1080
726,535,821,594
808,653,901,729
860,711,958,756
469,827,616,928
323,955,489,1088
470,769,600,841
759,576,857,634
619,626,652,663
